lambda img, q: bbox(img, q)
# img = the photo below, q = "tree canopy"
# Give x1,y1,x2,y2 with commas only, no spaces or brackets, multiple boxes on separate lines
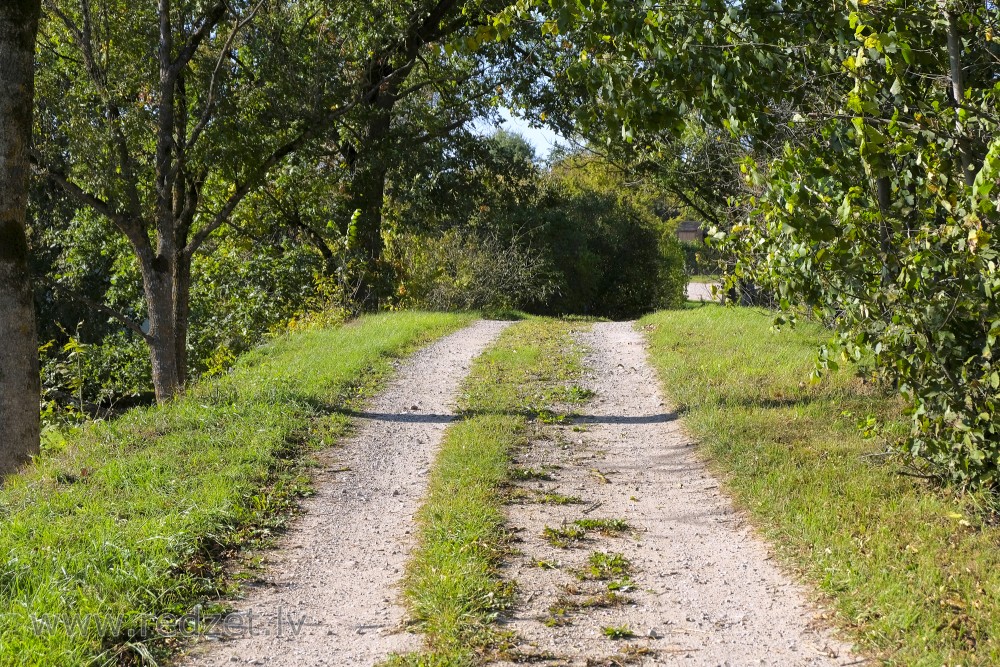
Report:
11,0,1000,486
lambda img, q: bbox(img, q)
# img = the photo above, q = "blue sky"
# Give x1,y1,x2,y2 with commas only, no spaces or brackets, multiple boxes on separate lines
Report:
477,107,570,160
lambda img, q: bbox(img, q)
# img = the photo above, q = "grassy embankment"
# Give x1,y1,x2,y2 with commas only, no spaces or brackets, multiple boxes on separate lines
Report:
390,318,587,666
642,305,1000,666
0,311,472,666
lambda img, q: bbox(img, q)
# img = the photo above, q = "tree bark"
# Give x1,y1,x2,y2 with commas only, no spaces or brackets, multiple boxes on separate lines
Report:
875,174,897,290
141,256,183,402
939,1,976,186
0,0,42,477
343,64,395,308
172,253,191,390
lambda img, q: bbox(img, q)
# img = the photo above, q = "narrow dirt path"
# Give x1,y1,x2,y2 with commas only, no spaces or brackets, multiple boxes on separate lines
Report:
182,320,511,667
497,321,861,666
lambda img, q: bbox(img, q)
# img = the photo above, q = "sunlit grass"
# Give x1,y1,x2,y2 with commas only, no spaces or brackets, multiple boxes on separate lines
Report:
0,311,471,666
642,305,1000,666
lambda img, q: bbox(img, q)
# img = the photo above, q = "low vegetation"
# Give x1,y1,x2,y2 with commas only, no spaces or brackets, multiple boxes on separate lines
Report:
545,592,629,629
391,318,585,666
579,552,632,582
572,518,631,536
0,312,470,666
642,305,1000,665
601,625,636,641
542,524,588,548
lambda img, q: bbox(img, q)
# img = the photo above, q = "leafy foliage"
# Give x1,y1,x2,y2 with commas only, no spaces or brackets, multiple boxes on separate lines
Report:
392,133,687,318
513,0,1000,486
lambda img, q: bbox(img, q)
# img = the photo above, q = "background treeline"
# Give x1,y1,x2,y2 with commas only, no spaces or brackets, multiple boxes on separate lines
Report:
31,0,1000,490
25,0,694,423
512,0,1000,486
33,125,685,421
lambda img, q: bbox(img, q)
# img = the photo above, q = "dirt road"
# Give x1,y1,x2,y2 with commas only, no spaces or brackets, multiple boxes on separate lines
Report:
495,322,861,666
181,320,511,667
181,318,862,667
686,282,721,302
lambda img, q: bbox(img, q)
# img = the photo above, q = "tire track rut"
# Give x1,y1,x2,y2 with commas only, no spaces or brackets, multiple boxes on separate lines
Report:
182,320,511,667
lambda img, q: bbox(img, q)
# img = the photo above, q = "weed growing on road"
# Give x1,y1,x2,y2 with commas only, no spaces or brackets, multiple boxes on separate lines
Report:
602,625,636,640
574,518,631,535
543,524,588,548
579,552,632,581
545,592,630,628
538,492,583,505
511,466,555,481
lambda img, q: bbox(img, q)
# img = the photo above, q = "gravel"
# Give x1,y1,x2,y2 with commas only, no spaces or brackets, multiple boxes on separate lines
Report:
686,282,721,302
494,321,863,666
180,320,511,667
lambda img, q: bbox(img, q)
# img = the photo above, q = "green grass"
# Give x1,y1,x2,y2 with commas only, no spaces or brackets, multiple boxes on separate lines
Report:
390,319,585,666
544,591,629,628
543,524,588,548
572,518,631,535
641,305,1000,666
0,311,471,667
687,274,721,283
537,492,582,505
579,552,632,581
601,625,635,640
542,519,631,549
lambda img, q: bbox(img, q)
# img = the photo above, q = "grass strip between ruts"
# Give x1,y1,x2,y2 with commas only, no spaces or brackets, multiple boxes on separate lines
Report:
389,318,586,667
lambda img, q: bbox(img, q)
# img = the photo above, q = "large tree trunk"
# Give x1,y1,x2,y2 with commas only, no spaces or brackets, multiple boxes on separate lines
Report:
0,0,42,477
342,53,398,308
140,254,187,403
344,100,393,308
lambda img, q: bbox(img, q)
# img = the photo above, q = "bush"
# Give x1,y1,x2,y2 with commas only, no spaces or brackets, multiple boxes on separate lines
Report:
389,135,686,320
394,229,557,313
533,155,687,318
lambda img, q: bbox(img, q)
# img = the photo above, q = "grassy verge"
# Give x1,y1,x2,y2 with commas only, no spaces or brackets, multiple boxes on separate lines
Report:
390,318,585,666
0,311,472,667
687,274,721,283
641,305,1000,666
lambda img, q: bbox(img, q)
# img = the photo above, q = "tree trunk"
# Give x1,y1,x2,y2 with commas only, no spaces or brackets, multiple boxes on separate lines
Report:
173,254,191,389
876,175,897,290
141,256,183,402
0,0,42,477
346,157,389,262
345,104,392,307
940,1,976,186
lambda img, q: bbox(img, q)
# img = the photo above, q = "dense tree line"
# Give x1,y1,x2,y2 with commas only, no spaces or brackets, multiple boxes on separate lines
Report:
511,0,1000,485
0,0,691,466
13,0,997,488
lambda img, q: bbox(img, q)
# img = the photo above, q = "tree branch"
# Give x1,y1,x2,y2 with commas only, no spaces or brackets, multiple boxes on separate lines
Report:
30,150,153,257
184,126,320,256
187,0,266,150
171,1,229,73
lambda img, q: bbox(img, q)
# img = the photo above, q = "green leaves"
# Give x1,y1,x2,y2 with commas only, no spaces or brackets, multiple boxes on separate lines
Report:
519,0,1000,486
